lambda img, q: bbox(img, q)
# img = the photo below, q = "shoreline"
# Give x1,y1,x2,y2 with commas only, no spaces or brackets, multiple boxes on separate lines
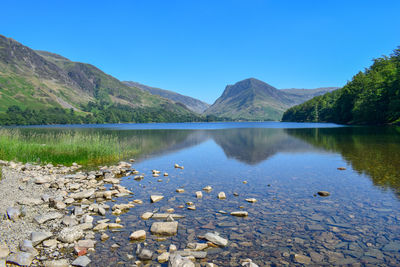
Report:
0,160,254,267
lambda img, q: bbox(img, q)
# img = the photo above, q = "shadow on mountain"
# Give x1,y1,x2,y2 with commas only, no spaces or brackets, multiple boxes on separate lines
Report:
285,126,400,195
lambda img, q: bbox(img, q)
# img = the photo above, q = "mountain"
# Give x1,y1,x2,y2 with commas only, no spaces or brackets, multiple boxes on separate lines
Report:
123,81,210,114
282,47,400,124
204,78,338,121
0,35,200,125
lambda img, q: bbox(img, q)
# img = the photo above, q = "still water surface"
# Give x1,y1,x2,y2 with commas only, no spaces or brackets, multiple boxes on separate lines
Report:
28,122,400,266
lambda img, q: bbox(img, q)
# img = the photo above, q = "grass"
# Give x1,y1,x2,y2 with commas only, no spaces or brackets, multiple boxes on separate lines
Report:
0,129,140,167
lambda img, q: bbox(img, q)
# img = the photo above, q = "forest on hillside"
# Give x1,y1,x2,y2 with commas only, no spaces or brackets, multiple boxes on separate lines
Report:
282,47,400,125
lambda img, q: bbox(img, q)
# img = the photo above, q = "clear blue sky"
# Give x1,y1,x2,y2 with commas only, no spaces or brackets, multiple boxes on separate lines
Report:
2,0,400,103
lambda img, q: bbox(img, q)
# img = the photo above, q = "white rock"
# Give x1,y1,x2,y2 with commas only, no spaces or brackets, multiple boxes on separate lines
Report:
204,233,228,247
158,252,170,263
230,211,248,217
195,191,203,198
218,192,226,199
150,221,178,236
130,230,146,240
150,195,164,203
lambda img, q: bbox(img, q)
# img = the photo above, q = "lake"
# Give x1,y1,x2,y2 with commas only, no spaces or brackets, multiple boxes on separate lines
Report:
19,122,400,266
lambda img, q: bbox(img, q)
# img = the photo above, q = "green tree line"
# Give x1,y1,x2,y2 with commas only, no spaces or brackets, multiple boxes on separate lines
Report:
282,47,400,124
0,103,228,126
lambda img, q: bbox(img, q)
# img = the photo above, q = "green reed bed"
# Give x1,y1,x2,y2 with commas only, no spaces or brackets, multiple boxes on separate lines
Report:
0,129,138,166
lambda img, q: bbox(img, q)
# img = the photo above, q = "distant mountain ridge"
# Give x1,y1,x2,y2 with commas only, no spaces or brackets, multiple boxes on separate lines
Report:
0,34,200,124
123,81,210,113
204,78,338,121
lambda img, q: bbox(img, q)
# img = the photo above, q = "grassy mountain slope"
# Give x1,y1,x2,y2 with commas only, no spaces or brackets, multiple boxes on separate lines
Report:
0,35,200,124
123,81,210,113
204,78,338,121
282,47,400,124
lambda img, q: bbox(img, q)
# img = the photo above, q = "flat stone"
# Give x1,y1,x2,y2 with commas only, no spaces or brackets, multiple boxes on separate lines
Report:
43,239,58,248
7,252,34,266
141,212,153,220
93,223,108,231
19,240,38,256
77,240,95,249
151,213,184,220
176,189,185,193
230,211,248,217
218,192,226,199
203,186,212,192
43,259,70,267
245,198,257,203
17,198,43,206
158,252,170,263
241,259,259,267
204,233,228,247
176,250,207,259
169,254,195,267
0,243,9,258
130,230,146,240
58,226,84,243
34,212,63,224
35,176,53,184
71,255,91,266
6,207,21,221
294,254,311,264
31,231,52,246
69,189,95,200
150,221,178,236
108,223,123,229
151,195,164,203
136,244,153,260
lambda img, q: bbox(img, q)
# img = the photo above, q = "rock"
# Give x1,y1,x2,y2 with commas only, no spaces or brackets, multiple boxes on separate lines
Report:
203,186,212,192
17,198,43,206
130,230,146,240
230,211,248,217
317,191,330,197
6,207,21,221
151,213,184,220
194,243,208,251
93,223,108,231
62,215,78,226
19,240,38,256
136,244,153,260
41,194,51,202
74,207,84,216
108,223,123,229
151,195,164,203
241,258,259,267
158,252,170,263
217,192,226,199
176,189,185,193
98,207,106,216
195,191,203,198
382,241,400,252
141,212,153,220
58,226,84,243
43,259,70,267
169,253,195,267
82,215,93,224
0,259,5,267
294,254,311,264
204,233,228,247
35,176,53,184
71,255,91,266
245,198,257,203
43,239,58,248
187,206,196,210
77,240,95,249
69,189,95,200
169,244,177,252
34,212,63,224
31,231,52,246
100,233,109,241
150,221,178,236
337,167,346,170
55,201,67,210
0,243,9,258
7,252,34,266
